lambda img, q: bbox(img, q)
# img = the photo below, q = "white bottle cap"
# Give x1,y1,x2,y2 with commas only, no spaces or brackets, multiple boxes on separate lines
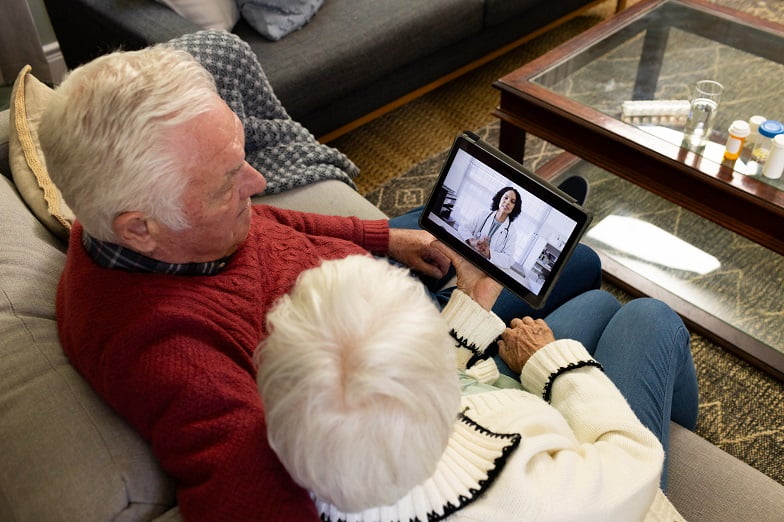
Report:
729,120,750,138
749,115,766,132
762,134,784,179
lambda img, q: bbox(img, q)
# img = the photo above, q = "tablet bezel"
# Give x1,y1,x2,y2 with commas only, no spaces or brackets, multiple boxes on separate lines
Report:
418,132,592,309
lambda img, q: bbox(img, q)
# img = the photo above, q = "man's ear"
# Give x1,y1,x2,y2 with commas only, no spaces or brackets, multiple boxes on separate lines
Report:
112,212,158,254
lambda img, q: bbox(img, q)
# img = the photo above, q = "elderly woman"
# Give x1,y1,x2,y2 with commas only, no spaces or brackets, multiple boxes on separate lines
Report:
256,252,698,522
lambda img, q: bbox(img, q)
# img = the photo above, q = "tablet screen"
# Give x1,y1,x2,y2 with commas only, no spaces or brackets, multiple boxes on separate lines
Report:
419,133,591,308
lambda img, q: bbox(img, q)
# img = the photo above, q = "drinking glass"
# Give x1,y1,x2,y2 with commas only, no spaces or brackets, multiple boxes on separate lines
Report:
681,80,724,152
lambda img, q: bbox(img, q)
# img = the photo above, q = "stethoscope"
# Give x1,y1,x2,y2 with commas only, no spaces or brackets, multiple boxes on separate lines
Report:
478,212,511,251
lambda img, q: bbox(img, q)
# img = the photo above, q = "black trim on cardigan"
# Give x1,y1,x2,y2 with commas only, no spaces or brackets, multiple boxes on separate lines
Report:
319,413,522,522
449,329,494,369
542,360,604,402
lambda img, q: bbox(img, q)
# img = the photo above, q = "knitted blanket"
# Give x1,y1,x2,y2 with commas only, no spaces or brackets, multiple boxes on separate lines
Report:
167,30,358,194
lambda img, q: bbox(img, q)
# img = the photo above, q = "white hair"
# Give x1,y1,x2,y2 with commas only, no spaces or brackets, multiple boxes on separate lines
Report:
257,255,460,512
38,45,218,242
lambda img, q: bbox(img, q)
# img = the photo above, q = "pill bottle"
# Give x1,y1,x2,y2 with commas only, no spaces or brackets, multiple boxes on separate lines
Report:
723,120,750,161
743,116,767,174
745,116,766,151
762,134,784,179
751,119,784,167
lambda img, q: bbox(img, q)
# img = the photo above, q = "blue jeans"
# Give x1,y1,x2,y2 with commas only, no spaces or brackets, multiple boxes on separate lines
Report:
541,289,699,489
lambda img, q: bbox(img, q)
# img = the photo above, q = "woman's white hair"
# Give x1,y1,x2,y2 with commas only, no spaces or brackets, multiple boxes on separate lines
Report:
38,45,218,242
257,255,460,512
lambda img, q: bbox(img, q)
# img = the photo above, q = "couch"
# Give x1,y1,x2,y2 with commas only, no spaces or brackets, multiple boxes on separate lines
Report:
42,0,620,140
3,73,784,520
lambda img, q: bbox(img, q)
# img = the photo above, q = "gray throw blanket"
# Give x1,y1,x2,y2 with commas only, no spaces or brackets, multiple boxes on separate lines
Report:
166,30,358,194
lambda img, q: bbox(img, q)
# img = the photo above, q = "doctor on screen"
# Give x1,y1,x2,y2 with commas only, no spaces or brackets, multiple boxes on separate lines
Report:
458,187,521,268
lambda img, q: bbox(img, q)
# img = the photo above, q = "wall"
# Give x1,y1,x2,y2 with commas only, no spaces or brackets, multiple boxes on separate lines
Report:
27,0,57,45
0,0,64,84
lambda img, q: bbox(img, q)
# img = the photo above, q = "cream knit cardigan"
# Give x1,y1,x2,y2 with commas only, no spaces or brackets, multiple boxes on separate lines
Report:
316,290,685,522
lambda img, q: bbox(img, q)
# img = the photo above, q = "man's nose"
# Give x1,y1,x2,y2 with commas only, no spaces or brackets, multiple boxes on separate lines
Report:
241,163,267,197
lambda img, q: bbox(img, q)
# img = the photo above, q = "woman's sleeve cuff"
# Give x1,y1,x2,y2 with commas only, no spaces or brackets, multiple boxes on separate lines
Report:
520,339,601,399
441,289,505,351
464,358,500,384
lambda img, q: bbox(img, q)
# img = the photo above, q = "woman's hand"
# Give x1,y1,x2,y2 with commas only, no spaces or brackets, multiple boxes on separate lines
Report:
498,317,556,375
388,228,451,279
431,241,502,311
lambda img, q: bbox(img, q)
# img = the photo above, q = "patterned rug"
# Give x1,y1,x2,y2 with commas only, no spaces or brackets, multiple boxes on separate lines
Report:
365,121,784,486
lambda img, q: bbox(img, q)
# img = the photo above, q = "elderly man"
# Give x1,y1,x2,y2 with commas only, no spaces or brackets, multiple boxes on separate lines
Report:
38,33,601,521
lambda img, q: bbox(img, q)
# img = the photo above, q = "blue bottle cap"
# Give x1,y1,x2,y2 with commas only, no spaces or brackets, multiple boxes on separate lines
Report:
759,120,784,138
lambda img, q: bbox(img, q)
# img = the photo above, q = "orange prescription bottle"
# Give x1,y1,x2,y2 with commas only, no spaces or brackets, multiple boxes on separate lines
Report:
723,120,750,161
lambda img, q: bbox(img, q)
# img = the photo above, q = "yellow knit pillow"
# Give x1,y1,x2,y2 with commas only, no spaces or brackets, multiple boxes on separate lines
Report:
9,65,74,241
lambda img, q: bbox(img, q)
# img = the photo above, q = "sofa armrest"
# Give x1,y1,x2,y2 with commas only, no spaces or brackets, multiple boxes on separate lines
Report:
667,422,784,521
254,179,387,220
43,0,199,69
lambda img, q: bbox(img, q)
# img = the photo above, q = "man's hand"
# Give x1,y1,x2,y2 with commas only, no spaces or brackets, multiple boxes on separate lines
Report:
388,228,450,279
431,241,502,311
498,317,556,375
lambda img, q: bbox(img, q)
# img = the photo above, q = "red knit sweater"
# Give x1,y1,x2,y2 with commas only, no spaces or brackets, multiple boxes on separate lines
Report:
57,205,389,522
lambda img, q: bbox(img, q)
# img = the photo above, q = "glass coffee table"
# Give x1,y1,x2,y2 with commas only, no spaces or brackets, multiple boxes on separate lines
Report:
494,0,784,255
492,0,784,377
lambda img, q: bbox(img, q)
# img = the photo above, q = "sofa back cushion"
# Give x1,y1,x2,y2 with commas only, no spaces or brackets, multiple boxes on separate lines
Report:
0,176,176,521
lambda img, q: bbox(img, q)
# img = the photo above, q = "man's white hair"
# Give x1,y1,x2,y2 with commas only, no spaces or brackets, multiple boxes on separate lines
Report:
257,255,460,512
38,45,218,242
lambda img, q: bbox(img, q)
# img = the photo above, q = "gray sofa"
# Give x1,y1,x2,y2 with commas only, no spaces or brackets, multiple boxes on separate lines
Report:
2,100,784,519
42,0,616,139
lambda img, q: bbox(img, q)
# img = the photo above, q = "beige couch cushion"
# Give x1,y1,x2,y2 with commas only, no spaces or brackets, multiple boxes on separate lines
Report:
9,66,74,241
256,178,387,219
667,422,784,521
0,176,175,521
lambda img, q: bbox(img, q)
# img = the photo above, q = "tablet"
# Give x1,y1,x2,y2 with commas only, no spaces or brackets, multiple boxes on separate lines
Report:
419,132,592,309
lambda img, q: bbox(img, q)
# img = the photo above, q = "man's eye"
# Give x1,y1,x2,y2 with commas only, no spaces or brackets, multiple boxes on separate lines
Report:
213,185,233,201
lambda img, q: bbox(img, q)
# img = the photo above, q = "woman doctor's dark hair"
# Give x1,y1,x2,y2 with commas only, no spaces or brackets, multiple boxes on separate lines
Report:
490,187,523,222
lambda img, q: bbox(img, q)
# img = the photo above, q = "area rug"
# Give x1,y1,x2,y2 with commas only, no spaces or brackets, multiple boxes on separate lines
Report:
365,122,784,486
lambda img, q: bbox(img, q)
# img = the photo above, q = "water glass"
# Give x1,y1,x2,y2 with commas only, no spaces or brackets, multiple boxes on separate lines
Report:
681,80,724,152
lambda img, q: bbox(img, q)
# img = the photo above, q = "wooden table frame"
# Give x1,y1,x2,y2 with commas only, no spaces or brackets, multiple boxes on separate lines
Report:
493,0,784,256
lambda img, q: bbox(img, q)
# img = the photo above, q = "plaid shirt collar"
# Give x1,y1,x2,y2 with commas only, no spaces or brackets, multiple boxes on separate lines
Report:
82,231,232,276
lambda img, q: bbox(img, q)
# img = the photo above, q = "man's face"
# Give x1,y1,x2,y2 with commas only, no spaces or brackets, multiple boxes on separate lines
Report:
153,96,267,263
